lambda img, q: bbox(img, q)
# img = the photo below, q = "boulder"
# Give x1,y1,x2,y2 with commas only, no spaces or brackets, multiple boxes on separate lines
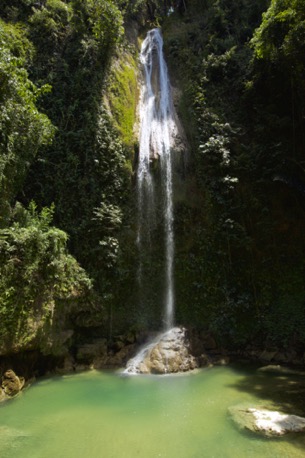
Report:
229,405,305,436
1,369,25,397
125,327,198,374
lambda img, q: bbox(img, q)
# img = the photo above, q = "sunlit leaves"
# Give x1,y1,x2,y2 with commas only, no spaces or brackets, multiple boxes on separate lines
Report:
0,20,55,221
0,201,91,353
251,0,305,63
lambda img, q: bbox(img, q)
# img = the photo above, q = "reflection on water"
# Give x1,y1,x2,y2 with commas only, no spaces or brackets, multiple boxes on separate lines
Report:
0,365,305,457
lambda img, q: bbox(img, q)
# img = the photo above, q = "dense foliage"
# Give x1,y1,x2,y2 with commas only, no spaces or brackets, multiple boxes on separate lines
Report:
163,0,305,347
0,19,55,222
0,0,137,353
0,201,91,354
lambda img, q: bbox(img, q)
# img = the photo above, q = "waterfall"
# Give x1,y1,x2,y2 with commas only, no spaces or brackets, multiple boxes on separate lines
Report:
124,28,187,375
137,28,178,330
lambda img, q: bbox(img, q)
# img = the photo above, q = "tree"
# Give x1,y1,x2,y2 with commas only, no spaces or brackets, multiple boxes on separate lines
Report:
0,20,55,223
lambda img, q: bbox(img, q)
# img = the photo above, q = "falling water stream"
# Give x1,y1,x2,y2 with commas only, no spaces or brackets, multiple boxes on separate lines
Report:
137,28,177,329
124,29,182,374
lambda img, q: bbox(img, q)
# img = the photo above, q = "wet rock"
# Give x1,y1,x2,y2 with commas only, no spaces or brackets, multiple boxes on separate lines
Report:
1,369,25,397
229,405,305,436
125,327,198,374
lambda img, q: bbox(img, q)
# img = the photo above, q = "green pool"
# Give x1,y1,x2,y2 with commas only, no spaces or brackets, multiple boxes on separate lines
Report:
1,365,305,457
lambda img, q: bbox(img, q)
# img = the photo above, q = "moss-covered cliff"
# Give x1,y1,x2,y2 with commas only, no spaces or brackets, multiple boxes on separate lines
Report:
161,0,305,350
0,0,141,362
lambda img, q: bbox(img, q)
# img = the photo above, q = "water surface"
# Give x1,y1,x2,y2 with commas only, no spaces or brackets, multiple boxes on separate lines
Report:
1,365,305,457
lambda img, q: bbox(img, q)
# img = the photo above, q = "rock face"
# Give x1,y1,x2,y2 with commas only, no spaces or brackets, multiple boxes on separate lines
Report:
1,369,25,398
125,327,198,374
229,405,305,436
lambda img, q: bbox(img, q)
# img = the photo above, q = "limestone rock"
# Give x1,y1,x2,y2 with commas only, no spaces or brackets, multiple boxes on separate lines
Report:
229,405,305,436
125,327,198,374
1,369,25,397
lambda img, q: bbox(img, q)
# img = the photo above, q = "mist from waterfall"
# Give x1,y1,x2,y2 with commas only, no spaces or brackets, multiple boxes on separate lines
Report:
137,28,178,330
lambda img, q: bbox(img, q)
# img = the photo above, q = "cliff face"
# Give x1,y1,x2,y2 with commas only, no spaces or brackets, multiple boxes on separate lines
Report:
160,0,305,351
0,1,139,365
1,0,305,376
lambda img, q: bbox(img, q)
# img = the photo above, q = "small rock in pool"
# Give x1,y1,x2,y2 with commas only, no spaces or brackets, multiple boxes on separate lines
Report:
229,405,305,437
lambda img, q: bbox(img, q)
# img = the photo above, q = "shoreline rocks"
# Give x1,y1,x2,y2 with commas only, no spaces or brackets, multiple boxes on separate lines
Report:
1,327,305,384
1,369,25,401
229,405,305,436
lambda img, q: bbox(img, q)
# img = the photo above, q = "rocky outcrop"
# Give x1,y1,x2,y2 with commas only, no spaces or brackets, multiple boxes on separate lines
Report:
229,405,305,436
125,327,198,374
1,369,25,400
257,364,305,376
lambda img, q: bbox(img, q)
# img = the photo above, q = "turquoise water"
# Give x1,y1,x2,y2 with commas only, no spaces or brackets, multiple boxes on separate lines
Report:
1,365,305,457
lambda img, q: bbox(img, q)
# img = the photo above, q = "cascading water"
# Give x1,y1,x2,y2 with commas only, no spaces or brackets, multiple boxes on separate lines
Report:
137,28,177,330
124,29,195,374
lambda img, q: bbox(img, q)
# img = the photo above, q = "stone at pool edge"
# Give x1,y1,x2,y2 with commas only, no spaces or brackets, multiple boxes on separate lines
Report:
229,405,305,437
1,369,25,398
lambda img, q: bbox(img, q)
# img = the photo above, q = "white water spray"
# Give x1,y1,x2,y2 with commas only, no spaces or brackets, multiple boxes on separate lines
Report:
124,29,184,374
137,28,178,329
